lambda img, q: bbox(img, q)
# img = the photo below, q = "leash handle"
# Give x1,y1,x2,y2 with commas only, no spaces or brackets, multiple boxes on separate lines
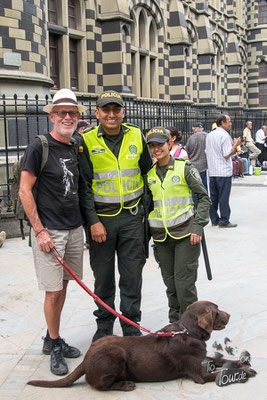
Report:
51,247,173,337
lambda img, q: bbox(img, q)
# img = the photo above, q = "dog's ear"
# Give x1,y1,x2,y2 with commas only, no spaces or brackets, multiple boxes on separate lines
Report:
197,308,213,333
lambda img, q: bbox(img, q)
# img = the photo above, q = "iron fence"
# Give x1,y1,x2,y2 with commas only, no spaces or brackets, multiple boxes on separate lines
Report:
0,93,267,210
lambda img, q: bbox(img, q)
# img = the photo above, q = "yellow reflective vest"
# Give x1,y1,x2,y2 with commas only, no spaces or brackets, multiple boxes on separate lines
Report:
83,124,144,216
147,160,194,241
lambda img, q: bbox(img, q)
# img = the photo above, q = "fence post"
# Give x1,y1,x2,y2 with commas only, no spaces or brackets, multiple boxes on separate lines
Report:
3,95,12,211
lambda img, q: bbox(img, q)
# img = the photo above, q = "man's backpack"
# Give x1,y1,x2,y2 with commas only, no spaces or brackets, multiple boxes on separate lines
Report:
11,135,49,239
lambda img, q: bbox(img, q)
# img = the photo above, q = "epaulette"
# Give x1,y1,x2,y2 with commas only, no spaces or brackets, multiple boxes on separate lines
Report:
83,126,95,134
123,122,140,129
174,158,192,165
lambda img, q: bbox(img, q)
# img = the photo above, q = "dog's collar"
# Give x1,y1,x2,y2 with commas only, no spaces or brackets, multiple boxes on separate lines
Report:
171,322,190,337
177,321,204,341
156,322,190,337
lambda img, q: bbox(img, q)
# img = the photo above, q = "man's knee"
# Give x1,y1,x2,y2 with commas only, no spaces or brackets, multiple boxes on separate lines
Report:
45,287,66,304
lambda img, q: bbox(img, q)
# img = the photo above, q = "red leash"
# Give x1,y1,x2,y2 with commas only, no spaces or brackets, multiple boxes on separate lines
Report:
51,247,176,337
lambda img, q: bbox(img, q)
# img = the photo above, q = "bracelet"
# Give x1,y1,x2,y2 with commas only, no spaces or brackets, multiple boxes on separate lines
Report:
35,228,46,237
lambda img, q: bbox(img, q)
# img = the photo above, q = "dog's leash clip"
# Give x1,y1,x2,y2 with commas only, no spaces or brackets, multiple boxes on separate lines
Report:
171,328,189,337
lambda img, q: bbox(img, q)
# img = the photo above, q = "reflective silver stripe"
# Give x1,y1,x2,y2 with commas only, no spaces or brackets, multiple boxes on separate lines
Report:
121,168,140,177
149,209,194,228
123,186,144,201
164,196,193,206
94,186,143,204
154,199,163,208
153,196,192,208
93,170,118,180
94,194,121,203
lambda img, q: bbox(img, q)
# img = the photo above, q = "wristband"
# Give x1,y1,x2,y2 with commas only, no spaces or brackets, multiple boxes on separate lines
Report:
35,228,46,237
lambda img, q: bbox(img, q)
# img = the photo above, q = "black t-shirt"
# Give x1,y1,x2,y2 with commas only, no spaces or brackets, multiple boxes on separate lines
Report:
22,133,83,229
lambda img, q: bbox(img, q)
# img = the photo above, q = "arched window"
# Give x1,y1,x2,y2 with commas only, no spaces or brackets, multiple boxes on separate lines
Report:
48,0,86,91
48,0,57,24
258,0,267,25
139,11,146,49
130,11,136,46
68,0,76,29
122,27,128,89
130,6,159,98
259,61,267,79
212,33,224,106
259,84,267,106
215,48,222,106
239,47,247,107
149,21,156,52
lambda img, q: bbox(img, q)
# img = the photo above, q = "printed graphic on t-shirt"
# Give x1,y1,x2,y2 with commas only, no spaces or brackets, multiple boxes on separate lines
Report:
59,158,75,196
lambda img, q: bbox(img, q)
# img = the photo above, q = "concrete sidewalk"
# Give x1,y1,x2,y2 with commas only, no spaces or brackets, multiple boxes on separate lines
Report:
0,172,267,400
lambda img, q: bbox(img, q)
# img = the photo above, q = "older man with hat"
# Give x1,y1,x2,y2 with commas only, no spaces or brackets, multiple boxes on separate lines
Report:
19,88,87,375
146,126,211,322
78,90,152,342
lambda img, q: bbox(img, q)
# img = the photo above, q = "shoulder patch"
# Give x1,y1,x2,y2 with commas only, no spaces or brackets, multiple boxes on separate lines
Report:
189,168,202,183
123,122,140,129
83,126,94,134
174,158,188,164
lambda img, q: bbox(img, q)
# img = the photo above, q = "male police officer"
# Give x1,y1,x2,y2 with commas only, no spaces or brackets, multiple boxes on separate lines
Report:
78,90,152,341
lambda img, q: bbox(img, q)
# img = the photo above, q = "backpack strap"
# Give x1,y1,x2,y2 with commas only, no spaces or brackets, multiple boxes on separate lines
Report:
35,135,49,175
173,146,182,158
25,135,49,245
70,137,80,161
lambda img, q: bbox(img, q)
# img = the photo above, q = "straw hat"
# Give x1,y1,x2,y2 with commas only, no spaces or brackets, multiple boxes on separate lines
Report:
43,88,87,113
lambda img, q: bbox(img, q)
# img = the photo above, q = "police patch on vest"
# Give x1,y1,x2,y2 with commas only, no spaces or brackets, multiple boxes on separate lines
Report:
171,175,180,184
129,145,137,154
91,148,106,155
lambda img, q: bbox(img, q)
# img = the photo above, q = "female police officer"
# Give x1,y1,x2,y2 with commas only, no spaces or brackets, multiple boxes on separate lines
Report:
146,127,211,322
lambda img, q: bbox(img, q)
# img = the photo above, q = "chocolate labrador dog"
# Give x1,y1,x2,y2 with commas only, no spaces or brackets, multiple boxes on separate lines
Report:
28,301,256,391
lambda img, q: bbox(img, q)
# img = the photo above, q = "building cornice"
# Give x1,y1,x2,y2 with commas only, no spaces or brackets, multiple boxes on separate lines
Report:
0,70,53,86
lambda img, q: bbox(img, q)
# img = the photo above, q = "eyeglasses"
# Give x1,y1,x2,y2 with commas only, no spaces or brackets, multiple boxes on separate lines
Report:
53,111,79,118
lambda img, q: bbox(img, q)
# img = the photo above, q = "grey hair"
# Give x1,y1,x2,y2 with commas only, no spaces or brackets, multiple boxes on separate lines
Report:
246,121,252,126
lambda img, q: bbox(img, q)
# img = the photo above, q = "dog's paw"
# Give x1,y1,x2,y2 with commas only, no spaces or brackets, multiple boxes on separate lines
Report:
241,366,257,377
111,380,136,391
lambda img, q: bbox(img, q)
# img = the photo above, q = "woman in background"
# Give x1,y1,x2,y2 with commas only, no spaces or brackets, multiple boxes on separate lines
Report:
166,126,188,159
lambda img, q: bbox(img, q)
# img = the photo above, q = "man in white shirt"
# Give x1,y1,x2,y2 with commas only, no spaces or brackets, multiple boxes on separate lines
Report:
243,121,261,167
255,125,267,165
205,114,241,228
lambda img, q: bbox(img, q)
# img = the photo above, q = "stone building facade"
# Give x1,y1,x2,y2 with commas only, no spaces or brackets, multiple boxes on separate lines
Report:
0,0,266,109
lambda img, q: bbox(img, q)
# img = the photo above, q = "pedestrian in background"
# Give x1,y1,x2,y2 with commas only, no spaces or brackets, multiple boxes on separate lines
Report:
79,90,152,342
185,122,208,191
255,125,267,165
0,200,6,248
146,126,211,322
243,121,261,167
205,114,241,228
166,126,188,159
19,88,86,375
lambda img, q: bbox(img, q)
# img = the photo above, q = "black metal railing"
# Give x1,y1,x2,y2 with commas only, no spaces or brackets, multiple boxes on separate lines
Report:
1,93,267,210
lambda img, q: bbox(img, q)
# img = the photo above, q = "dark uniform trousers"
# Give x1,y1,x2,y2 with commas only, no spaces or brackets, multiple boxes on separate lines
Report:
153,235,200,322
89,206,146,330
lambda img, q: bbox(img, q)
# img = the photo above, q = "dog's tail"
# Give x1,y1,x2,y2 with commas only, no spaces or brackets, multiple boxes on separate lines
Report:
27,361,85,388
